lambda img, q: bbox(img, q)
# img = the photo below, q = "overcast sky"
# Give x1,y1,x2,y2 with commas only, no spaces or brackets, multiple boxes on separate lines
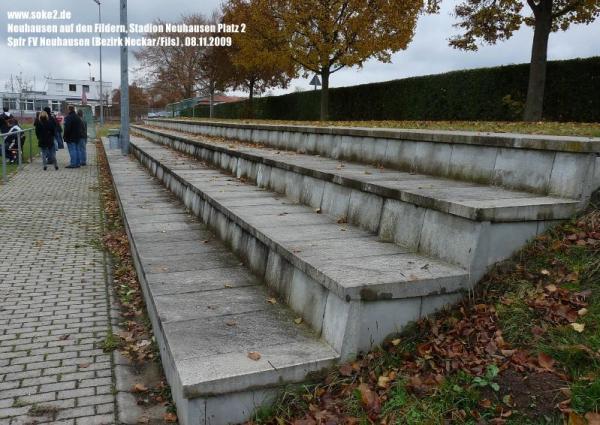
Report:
1,0,599,97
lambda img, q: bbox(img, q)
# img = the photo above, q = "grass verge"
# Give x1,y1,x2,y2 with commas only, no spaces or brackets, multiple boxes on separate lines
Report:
178,118,600,138
249,205,600,424
96,140,178,423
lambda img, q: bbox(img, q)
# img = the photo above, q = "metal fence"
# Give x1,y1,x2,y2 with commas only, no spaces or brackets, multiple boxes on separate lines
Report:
1,128,35,183
166,97,203,118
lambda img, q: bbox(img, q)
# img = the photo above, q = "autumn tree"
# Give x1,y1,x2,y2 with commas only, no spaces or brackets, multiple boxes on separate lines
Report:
249,0,429,120
222,0,296,115
111,83,151,119
134,14,210,101
447,0,599,121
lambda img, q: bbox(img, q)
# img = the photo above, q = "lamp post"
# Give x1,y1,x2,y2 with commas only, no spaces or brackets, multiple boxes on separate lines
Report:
120,0,129,154
93,0,104,125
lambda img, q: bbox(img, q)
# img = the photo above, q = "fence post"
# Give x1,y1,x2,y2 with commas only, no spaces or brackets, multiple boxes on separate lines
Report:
1,135,6,184
17,133,22,169
29,131,33,163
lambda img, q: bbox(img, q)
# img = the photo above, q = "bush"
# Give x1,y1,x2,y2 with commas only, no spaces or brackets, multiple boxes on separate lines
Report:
183,56,600,122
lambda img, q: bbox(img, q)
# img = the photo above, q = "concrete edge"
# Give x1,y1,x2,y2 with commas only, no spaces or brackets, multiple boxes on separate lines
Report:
132,125,581,222
128,137,470,302
150,119,600,154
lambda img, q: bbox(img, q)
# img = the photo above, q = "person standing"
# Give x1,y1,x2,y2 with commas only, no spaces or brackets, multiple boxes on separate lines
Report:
35,111,58,171
77,109,88,166
63,105,84,169
1,107,13,121
44,107,64,151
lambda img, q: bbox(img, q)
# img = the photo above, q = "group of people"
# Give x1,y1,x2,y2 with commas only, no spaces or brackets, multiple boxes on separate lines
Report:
0,107,25,164
32,105,89,171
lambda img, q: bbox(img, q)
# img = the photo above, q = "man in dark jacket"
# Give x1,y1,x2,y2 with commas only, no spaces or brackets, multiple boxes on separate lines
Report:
63,105,85,168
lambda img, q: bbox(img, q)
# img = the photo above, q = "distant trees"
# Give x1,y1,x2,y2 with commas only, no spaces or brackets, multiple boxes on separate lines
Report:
245,0,430,120
134,7,296,117
222,0,296,112
134,14,209,102
134,1,434,121
111,83,152,119
446,0,600,121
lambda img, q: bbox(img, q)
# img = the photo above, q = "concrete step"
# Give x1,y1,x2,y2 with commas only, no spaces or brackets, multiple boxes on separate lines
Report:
132,125,575,281
126,135,469,360
103,143,339,425
145,118,600,201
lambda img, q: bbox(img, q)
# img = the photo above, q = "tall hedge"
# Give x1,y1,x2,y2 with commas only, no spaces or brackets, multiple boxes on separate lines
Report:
183,56,600,122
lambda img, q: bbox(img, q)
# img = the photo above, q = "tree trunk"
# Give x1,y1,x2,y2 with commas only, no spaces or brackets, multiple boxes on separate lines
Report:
523,0,553,121
248,78,255,119
320,68,330,121
209,81,215,119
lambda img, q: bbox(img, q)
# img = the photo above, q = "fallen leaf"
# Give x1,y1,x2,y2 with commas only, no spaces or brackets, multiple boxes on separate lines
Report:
545,283,557,292
358,383,380,412
541,269,551,276
568,412,586,425
132,383,148,393
266,297,277,305
480,398,492,408
391,338,401,346
578,308,588,317
315,208,322,214
58,334,70,341
225,320,237,327
585,413,600,425
294,317,303,324
571,323,585,333
224,283,233,288
377,375,390,388
78,362,91,368
247,351,261,361
339,364,353,376
164,412,178,423
537,352,555,371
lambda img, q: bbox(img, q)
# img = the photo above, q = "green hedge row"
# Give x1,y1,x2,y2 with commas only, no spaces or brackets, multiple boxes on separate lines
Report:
182,56,600,122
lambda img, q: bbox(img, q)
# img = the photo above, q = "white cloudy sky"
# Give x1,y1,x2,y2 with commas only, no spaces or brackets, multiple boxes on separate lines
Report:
1,0,599,96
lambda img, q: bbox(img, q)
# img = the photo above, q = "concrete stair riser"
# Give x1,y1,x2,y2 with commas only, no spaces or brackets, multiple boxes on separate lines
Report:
106,146,340,425
134,126,581,222
145,119,599,200
132,126,563,281
130,140,466,358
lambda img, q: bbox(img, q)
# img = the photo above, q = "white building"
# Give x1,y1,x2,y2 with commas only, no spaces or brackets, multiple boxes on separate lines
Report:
0,77,112,118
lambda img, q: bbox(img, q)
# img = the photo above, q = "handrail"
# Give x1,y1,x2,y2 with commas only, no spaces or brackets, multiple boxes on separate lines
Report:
1,128,35,184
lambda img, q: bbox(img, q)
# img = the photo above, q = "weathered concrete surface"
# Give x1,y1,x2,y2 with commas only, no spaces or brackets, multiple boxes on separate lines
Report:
128,136,468,301
104,141,339,425
132,125,575,281
133,125,581,222
126,136,469,362
148,118,600,153
144,119,599,199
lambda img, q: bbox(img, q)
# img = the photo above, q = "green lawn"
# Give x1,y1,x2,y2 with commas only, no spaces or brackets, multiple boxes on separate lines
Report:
181,118,600,138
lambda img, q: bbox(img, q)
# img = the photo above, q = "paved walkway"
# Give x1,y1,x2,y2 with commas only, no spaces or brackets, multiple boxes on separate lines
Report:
0,148,118,424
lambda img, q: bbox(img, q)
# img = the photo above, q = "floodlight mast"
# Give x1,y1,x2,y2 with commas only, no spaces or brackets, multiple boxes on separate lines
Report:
120,0,129,154
92,0,104,125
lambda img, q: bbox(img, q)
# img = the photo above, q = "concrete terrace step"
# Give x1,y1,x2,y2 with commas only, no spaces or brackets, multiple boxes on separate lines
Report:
145,118,600,201
127,135,469,358
103,142,339,425
134,125,580,222
131,125,572,281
